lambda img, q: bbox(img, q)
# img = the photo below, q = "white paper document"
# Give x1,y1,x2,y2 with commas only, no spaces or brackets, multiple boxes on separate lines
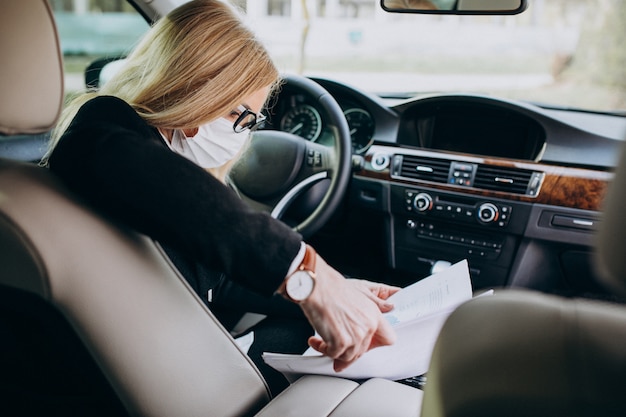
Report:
263,259,486,382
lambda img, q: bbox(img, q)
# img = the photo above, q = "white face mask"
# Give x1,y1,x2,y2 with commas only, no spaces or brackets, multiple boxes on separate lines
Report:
164,118,249,168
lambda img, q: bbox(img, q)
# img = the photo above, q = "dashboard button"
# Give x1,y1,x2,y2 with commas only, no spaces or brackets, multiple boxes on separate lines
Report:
477,202,499,223
413,193,433,212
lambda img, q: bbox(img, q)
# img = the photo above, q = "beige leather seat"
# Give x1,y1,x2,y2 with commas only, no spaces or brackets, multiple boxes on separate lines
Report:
0,2,421,416
421,149,626,414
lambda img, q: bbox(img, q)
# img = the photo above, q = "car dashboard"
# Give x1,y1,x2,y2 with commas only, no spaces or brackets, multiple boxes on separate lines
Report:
262,76,624,295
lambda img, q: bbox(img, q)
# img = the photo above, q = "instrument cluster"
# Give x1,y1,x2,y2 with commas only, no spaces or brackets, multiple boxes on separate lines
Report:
266,91,376,155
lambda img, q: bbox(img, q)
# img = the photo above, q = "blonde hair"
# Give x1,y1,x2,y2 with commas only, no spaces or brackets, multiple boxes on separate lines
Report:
43,0,279,175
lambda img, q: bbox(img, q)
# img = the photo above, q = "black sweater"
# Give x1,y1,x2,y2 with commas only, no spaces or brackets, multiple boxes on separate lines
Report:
49,95,302,297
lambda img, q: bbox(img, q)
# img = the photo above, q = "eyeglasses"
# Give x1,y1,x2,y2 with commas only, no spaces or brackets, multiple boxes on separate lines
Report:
233,106,267,133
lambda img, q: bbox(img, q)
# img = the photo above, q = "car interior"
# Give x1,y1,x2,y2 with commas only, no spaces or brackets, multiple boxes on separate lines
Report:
1,0,625,416
0,2,422,416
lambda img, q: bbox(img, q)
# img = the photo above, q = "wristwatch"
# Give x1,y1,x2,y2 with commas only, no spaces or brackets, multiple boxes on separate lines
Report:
282,244,317,302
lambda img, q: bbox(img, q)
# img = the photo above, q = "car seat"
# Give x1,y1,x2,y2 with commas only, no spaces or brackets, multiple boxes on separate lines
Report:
0,2,421,416
420,145,626,414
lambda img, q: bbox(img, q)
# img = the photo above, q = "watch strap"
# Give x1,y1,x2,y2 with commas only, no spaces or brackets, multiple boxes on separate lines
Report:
278,244,317,301
297,244,316,275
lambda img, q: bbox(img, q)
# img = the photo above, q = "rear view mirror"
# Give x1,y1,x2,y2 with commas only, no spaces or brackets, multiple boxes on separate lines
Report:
381,0,528,15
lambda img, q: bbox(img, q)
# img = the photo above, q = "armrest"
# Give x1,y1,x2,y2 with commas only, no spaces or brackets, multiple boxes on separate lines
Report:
330,378,422,417
255,375,422,417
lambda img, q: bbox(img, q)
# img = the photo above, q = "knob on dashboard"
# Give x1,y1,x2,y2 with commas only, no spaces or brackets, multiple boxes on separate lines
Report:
413,192,433,212
477,202,499,223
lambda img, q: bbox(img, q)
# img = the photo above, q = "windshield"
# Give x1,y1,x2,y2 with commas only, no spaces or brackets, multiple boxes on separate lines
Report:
234,0,625,114
54,0,624,114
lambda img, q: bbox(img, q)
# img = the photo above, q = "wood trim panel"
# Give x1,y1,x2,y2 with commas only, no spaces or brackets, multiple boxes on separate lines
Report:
358,146,613,211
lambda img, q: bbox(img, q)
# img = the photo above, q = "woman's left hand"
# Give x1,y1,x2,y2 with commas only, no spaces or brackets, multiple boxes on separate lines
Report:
297,255,401,372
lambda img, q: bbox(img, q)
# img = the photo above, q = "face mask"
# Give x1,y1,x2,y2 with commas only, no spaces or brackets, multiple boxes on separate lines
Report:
164,118,249,168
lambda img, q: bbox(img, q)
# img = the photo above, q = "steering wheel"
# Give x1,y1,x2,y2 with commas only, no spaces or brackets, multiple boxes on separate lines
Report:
228,74,352,239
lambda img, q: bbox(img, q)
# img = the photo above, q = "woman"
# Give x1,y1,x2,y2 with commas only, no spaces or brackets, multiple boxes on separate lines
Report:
43,0,398,394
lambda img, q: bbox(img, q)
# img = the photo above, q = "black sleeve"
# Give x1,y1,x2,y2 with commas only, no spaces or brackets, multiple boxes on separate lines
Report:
49,96,302,297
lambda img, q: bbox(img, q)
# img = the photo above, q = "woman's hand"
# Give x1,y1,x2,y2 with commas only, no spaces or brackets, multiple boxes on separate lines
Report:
297,254,401,372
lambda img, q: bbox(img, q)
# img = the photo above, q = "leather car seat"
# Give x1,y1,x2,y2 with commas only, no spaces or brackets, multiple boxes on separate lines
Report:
0,2,422,416
420,151,626,413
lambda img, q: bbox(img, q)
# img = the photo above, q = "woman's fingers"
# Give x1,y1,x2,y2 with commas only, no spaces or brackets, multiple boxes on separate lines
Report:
294,254,399,373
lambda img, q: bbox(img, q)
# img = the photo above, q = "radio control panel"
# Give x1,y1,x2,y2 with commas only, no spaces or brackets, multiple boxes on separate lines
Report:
403,189,513,228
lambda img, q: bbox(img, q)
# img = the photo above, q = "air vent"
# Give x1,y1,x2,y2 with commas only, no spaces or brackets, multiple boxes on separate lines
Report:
394,155,451,183
474,165,540,195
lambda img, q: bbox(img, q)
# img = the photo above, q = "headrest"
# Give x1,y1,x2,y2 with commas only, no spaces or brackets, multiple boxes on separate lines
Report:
0,1,64,135
594,142,626,297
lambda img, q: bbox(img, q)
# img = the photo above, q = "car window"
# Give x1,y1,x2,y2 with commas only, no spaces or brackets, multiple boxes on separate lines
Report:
231,0,624,114
51,0,624,115
51,0,149,98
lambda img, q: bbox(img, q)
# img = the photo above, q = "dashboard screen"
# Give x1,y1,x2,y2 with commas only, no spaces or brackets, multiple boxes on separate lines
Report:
432,113,534,159
416,103,545,160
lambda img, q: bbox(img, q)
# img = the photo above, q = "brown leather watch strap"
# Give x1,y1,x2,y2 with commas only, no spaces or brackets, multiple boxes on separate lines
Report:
298,244,316,274
277,244,317,298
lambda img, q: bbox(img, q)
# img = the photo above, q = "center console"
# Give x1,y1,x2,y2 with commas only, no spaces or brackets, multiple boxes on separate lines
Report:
389,184,532,289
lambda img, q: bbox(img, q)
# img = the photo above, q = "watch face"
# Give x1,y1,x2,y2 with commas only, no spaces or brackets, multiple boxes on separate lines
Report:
286,270,315,301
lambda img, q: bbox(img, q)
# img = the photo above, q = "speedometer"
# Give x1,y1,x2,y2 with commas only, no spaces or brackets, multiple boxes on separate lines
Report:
280,104,323,142
344,108,375,154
